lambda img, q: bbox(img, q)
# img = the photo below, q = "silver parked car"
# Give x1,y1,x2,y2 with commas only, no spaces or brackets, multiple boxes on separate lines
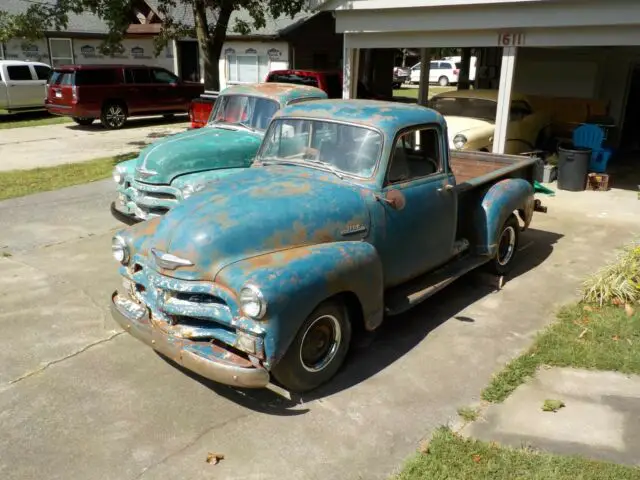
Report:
0,60,51,113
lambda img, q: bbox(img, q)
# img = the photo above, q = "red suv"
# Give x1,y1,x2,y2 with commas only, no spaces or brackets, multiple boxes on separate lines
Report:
45,64,204,129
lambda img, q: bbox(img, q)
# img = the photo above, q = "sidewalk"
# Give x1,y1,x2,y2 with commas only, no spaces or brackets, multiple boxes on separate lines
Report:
462,367,640,466
0,116,188,172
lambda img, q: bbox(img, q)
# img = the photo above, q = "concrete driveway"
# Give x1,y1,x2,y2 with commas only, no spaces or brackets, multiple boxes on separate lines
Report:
0,184,638,480
0,116,188,172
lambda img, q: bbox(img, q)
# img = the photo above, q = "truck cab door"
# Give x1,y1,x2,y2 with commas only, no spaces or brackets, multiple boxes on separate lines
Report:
4,64,39,108
378,125,458,287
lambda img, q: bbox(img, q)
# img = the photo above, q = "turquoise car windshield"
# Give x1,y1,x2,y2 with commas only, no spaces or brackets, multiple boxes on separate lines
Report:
258,118,382,178
210,94,279,130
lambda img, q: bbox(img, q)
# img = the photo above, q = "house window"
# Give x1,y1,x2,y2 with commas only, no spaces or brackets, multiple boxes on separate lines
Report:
49,38,74,67
227,54,269,84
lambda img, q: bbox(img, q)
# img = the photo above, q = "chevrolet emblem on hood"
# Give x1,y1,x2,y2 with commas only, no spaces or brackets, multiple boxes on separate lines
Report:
151,249,194,270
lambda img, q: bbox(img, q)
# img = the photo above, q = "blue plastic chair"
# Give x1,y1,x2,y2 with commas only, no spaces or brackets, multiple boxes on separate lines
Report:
572,124,612,173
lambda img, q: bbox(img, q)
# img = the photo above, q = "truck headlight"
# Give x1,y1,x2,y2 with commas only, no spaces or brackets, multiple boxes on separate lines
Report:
239,284,266,319
453,134,468,150
112,166,125,184
112,235,130,265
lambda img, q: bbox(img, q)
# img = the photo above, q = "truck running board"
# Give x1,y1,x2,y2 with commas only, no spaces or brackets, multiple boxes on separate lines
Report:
385,255,490,316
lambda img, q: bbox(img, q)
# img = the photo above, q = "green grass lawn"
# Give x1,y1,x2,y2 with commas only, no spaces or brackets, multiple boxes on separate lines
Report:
395,427,640,480
0,112,72,129
0,153,136,201
482,304,640,403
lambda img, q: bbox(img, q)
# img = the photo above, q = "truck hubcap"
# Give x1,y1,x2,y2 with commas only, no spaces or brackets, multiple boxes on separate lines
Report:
106,106,125,127
497,226,516,266
300,314,342,373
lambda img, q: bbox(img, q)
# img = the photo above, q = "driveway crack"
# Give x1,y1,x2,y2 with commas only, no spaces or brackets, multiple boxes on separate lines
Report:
133,412,253,479
8,331,124,386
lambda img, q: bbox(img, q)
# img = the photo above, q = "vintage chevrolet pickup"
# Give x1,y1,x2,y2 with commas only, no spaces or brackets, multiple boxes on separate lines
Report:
110,99,544,393
110,82,327,223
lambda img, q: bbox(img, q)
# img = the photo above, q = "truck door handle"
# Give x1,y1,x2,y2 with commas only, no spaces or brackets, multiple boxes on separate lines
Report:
437,183,454,192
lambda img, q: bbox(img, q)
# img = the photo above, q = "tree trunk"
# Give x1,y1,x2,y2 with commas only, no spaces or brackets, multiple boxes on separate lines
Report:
192,0,233,91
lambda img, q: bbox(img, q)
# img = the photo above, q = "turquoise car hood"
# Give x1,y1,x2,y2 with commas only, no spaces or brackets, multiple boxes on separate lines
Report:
134,126,263,184
143,166,371,280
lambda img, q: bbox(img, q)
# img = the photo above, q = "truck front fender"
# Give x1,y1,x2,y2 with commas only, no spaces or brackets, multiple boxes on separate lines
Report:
474,178,534,257
216,241,384,367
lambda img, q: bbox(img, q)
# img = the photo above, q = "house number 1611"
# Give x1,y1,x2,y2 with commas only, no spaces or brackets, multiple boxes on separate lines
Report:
498,32,525,46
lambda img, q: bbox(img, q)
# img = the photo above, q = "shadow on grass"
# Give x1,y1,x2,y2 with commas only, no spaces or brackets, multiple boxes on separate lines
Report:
158,227,563,415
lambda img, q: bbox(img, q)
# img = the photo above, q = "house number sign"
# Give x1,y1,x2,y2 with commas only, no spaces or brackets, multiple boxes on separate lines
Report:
497,32,526,46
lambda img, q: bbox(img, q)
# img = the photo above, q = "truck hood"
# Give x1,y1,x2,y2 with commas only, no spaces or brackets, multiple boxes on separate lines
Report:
444,115,495,145
134,126,263,184
144,166,371,280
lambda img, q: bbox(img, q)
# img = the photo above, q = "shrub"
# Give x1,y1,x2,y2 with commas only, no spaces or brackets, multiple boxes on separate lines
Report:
582,243,640,306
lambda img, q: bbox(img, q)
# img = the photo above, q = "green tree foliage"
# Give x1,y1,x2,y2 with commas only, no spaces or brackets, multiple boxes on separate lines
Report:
0,0,309,89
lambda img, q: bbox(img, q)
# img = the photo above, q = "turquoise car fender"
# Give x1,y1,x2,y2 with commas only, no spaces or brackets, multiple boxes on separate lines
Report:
474,178,534,257
215,241,384,367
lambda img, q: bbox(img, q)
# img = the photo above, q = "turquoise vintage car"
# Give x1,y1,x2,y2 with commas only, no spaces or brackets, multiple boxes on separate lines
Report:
110,100,545,393
110,82,327,223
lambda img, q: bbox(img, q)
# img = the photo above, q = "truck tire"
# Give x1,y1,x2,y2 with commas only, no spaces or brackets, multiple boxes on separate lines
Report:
72,117,94,126
487,214,520,275
101,102,127,129
438,76,450,87
272,300,352,393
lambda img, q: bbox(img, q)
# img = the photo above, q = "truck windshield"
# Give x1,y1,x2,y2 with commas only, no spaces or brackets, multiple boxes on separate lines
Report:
258,118,383,178
209,94,279,130
429,97,497,123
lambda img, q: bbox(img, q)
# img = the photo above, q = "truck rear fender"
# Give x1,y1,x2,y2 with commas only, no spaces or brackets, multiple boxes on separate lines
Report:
474,178,534,257
216,241,384,367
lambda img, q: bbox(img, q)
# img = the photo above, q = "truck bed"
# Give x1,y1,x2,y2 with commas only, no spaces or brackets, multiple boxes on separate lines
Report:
450,150,537,190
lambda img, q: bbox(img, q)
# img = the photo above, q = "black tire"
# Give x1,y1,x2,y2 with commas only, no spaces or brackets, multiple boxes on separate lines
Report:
438,76,450,87
272,300,352,393
72,117,94,126
486,214,520,275
101,102,127,129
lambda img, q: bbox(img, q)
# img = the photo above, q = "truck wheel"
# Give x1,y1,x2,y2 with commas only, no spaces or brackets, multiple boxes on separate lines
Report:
272,300,352,393
101,102,127,129
72,117,94,126
487,214,520,275
438,76,449,87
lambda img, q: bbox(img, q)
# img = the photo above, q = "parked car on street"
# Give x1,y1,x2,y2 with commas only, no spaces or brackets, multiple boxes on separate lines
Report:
109,99,545,393
409,57,477,86
429,89,551,154
111,82,327,223
44,64,204,129
0,60,51,113
393,66,410,88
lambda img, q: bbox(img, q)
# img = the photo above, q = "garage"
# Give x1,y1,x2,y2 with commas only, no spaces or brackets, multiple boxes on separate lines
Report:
325,0,640,191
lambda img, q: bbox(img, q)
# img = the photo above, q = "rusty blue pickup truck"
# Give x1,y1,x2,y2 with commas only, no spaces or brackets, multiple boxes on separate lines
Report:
110,82,327,223
109,99,544,393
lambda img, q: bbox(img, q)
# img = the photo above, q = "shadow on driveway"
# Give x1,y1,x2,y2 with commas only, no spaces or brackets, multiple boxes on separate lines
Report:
159,227,563,415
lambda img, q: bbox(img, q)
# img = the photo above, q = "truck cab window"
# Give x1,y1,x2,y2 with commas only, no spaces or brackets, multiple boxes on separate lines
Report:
387,128,441,184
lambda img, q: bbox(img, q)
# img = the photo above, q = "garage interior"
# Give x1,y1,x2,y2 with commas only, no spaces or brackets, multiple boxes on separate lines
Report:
329,0,640,192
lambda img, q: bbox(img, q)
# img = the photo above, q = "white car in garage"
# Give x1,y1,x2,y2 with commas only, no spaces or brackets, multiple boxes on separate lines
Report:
0,60,52,113
410,57,477,86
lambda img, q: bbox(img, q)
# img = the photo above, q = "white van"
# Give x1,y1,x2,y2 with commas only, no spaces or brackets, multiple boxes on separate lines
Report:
0,60,52,113
409,56,477,86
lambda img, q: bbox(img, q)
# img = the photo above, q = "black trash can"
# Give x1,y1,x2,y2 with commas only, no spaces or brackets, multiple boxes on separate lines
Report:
557,144,591,192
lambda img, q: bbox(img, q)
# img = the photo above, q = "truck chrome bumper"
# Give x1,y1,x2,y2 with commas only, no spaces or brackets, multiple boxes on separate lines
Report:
110,291,270,389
